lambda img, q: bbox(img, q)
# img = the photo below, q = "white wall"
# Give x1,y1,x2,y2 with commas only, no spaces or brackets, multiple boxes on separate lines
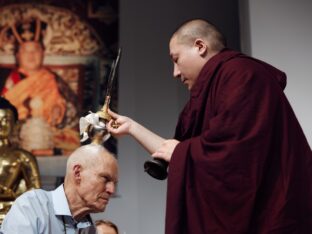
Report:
240,0,312,146
92,1,241,234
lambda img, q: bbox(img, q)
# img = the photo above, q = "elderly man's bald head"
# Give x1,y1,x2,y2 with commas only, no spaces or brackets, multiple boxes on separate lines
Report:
66,144,117,176
171,19,226,52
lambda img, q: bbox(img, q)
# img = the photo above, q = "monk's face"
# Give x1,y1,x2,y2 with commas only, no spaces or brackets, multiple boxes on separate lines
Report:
16,41,44,73
169,36,205,90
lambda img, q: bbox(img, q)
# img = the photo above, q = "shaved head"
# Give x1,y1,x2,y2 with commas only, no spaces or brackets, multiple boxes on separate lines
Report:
171,19,226,52
66,144,117,177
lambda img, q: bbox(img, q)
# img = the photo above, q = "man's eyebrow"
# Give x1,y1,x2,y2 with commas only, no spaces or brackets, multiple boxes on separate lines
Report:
99,172,118,182
99,172,110,177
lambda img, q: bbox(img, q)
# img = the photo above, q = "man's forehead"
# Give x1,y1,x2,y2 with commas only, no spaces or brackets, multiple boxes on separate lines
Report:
169,36,178,48
100,156,118,172
97,224,116,233
169,38,179,57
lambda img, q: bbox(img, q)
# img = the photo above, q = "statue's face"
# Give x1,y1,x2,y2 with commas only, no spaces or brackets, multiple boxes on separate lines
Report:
0,109,14,138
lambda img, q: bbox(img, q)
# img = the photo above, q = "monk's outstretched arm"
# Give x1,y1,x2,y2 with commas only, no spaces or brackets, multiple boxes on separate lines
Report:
107,110,165,154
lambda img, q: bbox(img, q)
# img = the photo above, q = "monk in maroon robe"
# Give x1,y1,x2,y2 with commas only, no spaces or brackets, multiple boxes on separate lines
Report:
107,19,312,234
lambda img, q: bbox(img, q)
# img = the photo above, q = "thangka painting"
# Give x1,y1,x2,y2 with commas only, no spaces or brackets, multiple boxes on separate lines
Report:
0,1,119,156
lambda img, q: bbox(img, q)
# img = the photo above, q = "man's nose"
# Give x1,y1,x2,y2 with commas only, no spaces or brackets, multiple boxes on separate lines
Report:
173,65,181,78
106,181,116,195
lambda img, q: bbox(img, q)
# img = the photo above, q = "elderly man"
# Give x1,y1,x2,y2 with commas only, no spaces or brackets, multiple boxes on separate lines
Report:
0,144,118,234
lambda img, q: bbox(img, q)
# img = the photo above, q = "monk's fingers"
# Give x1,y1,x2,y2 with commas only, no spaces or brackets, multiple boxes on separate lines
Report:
108,109,118,118
111,120,120,129
107,120,117,132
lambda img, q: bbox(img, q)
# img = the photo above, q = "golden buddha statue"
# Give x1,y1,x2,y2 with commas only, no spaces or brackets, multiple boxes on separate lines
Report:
0,97,41,223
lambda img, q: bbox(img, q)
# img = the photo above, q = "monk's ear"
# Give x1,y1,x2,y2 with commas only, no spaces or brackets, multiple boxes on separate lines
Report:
73,164,82,184
194,39,208,56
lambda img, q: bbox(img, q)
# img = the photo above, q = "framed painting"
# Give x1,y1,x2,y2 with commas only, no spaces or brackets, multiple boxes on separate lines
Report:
0,3,118,157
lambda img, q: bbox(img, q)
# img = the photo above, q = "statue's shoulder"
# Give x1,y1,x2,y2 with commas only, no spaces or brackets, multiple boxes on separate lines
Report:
0,147,22,160
8,148,37,162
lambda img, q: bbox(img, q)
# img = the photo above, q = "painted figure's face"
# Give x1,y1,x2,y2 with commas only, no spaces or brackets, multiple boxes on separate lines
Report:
0,109,14,138
17,41,44,73
77,156,118,213
169,36,204,90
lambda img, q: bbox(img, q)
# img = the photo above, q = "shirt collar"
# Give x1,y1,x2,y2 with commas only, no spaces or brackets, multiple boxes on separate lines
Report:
51,184,72,217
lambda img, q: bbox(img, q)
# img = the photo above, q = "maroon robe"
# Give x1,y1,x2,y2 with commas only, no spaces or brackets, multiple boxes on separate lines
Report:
166,49,312,234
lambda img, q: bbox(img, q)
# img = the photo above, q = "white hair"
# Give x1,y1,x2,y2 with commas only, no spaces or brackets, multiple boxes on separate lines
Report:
66,144,116,176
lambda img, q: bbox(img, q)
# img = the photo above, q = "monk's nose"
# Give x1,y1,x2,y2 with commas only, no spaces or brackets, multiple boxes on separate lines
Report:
173,65,181,78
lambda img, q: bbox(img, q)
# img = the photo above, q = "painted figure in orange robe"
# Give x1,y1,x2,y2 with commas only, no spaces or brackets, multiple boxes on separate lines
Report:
2,41,66,126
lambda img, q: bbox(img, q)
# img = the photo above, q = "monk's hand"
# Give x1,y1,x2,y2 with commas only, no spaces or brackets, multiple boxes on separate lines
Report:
107,109,133,137
152,139,180,162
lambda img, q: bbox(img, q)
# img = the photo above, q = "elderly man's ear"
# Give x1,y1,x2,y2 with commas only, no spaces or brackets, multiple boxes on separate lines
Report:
73,164,82,184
